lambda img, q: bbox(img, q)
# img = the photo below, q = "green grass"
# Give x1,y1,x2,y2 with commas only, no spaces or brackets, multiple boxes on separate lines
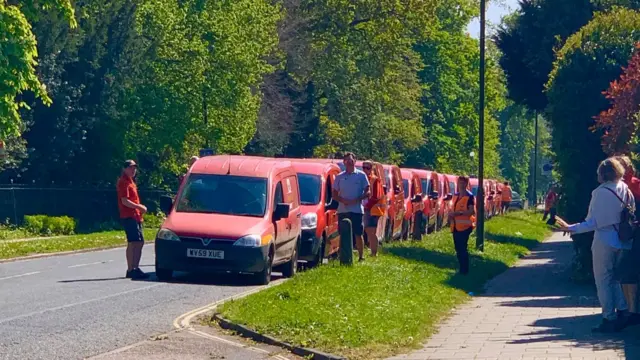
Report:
0,226,33,240
0,228,158,260
217,211,551,360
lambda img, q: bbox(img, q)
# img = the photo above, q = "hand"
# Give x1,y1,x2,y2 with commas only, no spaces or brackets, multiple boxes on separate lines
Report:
139,205,148,214
554,216,570,228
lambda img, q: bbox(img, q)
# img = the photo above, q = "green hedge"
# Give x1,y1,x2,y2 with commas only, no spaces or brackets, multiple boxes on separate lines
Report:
23,215,77,236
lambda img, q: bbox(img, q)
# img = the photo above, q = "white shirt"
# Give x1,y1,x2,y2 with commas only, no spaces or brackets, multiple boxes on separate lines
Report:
568,181,635,250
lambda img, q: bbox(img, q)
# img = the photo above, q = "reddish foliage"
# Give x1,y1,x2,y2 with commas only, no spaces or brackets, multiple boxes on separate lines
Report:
594,43,640,155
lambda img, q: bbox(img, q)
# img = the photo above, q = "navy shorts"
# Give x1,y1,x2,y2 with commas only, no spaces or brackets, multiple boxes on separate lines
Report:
364,212,380,228
122,218,144,243
338,213,364,236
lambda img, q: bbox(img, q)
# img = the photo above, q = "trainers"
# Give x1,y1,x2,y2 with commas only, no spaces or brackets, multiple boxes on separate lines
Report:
592,318,619,333
130,268,150,280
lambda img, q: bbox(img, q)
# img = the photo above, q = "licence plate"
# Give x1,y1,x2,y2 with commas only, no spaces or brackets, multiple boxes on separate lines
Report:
186,248,224,259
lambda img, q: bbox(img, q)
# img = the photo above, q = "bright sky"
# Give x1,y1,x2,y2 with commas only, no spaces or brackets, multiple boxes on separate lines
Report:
467,0,520,38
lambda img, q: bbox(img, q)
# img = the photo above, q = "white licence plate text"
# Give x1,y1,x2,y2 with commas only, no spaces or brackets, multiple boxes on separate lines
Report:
186,248,224,259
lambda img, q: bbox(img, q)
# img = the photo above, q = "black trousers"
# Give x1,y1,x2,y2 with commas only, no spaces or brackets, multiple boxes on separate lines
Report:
542,207,557,225
453,228,472,274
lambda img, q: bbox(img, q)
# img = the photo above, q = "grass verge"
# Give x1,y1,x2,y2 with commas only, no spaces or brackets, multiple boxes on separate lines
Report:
216,211,551,359
0,228,158,260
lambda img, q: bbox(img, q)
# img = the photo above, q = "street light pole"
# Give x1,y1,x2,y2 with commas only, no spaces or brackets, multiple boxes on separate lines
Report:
533,110,538,209
476,0,486,251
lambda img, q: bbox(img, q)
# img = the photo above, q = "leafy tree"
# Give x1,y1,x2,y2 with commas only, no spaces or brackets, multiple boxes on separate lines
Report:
594,43,640,155
546,8,640,281
498,104,534,194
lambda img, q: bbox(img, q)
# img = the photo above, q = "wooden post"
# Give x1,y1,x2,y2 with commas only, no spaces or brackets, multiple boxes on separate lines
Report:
339,218,354,265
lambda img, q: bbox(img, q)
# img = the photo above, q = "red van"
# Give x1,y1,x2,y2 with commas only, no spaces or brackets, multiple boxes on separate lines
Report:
469,177,491,219
442,174,458,226
436,174,453,229
156,155,302,285
400,169,424,240
288,161,341,267
409,169,439,233
382,164,406,240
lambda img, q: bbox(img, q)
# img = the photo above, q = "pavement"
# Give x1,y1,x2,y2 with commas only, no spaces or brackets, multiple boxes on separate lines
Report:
0,244,299,360
387,232,640,360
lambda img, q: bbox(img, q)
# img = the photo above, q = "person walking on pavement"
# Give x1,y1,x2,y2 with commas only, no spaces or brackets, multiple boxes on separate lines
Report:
500,181,512,215
558,158,634,332
117,160,149,279
616,155,640,325
542,185,558,224
332,152,370,261
449,176,475,275
362,160,384,257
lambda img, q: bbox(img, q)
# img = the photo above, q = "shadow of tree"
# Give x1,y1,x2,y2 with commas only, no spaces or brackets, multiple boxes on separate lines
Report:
486,232,540,249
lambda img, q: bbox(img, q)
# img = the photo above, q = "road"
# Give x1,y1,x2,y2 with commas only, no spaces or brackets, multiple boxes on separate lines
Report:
0,245,280,360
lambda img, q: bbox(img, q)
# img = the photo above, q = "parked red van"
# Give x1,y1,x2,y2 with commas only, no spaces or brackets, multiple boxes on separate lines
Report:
442,174,457,226
436,173,453,229
400,169,424,240
287,161,341,267
469,177,491,219
409,169,439,233
156,155,302,285
382,164,406,240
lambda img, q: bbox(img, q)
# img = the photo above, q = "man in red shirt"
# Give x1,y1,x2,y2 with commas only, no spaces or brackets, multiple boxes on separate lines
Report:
543,185,558,225
117,160,149,279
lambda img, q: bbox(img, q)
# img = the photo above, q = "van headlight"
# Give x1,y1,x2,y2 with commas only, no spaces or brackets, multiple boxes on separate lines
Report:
157,228,180,241
301,213,317,230
234,234,272,247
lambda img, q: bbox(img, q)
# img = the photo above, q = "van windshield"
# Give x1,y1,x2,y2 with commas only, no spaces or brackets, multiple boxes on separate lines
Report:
297,173,321,205
403,179,410,199
176,174,267,217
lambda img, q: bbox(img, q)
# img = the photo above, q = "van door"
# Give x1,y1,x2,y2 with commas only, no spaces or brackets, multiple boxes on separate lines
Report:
324,171,339,254
392,167,405,236
273,180,288,262
283,175,301,258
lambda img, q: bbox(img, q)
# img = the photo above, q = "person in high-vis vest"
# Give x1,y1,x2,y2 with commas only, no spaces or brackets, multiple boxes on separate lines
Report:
363,160,385,257
449,176,476,275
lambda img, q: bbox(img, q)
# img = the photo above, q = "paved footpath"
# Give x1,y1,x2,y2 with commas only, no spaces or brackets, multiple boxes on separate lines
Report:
388,232,640,360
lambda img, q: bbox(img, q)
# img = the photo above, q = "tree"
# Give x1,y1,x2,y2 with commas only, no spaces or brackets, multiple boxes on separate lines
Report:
0,0,75,139
546,8,640,281
594,43,640,155
498,104,534,194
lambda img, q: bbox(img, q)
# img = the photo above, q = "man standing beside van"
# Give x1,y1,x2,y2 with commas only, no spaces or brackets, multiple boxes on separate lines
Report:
501,181,512,215
333,152,370,261
117,160,149,279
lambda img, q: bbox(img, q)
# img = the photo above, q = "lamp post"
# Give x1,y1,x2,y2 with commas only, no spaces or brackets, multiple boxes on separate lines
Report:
532,110,538,209
476,0,486,251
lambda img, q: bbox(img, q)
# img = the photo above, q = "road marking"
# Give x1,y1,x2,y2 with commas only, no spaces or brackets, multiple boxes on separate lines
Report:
0,271,40,281
0,283,163,325
68,260,114,268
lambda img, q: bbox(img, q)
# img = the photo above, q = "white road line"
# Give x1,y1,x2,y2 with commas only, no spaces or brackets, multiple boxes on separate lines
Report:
68,260,114,268
0,271,41,281
0,283,163,325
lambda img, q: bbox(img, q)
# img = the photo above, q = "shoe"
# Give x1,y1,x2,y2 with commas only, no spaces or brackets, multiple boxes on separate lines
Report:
616,310,632,330
627,313,640,327
592,318,619,333
125,270,133,279
130,268,150,280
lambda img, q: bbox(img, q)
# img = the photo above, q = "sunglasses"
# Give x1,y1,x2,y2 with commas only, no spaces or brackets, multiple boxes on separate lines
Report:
363,166,372,170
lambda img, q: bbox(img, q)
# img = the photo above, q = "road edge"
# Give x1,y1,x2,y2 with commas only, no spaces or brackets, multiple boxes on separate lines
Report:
0,241,155,264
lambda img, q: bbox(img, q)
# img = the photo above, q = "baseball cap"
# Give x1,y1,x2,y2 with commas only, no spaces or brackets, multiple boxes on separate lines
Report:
123,160,138,169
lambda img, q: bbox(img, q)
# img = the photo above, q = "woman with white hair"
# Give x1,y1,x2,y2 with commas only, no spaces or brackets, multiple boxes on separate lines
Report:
559,157,635,333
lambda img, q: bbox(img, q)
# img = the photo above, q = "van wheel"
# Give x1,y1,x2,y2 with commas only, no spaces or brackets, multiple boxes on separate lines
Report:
282,241,298,278
255,250,273,285
436,215,442,231
156,267,173,281
401,219,409,240
308,237,325,269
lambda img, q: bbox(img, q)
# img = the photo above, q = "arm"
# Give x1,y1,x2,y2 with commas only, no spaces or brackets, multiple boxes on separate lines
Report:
365,180,381,209
359,185,371,201
332,177,346,204
121,197,147,213
566,190,598,234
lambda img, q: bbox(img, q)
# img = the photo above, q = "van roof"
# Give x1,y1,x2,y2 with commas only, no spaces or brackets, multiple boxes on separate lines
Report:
287,160,340,174
400,169,416,179
191,155,292,178
408,169,437,179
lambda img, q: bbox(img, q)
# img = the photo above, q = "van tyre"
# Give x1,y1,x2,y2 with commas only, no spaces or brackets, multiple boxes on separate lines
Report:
402,219,409,240
155,267,173,281
255,250,273,285
282,241,298,278
308,237,325,269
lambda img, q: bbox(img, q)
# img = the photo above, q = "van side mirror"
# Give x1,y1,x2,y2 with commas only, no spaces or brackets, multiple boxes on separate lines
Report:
429,191,439,200
411,194,423,203
326,199,339,211
160,195,173,214
444,194,453,201
274,203,291,221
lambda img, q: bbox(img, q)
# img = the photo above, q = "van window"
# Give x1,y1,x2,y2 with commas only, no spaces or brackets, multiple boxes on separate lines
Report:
384,169,391,190
421,179,430,195
285,176,300,207
325,175,333,205
449,181,455,195
402,179,410,199
176,174,267,217
297,173,321,205
275,182,284,204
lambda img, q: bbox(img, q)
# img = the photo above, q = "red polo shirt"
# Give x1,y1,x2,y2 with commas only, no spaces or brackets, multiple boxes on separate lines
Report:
624,174,640,200
117,175,143,222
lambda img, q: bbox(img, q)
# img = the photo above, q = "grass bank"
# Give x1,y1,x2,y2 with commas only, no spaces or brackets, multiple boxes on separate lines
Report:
216,211,551,359
0,228,158,260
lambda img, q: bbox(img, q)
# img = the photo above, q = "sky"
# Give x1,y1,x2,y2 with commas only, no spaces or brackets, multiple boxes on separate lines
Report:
467,0,520,38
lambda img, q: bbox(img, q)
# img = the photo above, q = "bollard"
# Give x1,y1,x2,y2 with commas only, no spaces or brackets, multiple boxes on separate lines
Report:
338,218,354,265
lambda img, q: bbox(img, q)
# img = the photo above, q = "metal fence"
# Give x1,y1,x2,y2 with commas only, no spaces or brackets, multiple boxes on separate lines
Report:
0,186,170,226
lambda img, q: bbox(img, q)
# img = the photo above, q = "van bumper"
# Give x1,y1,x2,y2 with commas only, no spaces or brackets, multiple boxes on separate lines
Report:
299,228,321,261
155,239,270,274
